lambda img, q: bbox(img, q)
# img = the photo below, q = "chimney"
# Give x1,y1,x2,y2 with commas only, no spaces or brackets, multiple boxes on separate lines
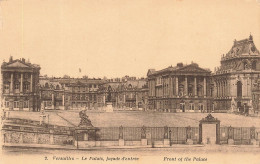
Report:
22,58,25,63
9,56,13,62
177,62,183,67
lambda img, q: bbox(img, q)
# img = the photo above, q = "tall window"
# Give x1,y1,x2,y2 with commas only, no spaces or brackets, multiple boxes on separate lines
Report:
4,83,10,93
190,103,194,110
252,61,257,70
179,85,184,96
14,101,19,108
24,83,30,91
24,101,29,108
15,83,20,89
188,85,193,96
237,81,242,98
5,101,9,108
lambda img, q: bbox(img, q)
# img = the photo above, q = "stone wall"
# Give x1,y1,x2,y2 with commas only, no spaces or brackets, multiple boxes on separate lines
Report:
3,130,73,145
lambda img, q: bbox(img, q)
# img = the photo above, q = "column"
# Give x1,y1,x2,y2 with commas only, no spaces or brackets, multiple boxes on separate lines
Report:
52,92,55,109
30,73,33,92
218,81,220,97
20,73,23,93
194,77,197,97
176,77,179,97
227,80,230,97
62,94,65,107
185,76,188,97
203,77,206,97
10,73,14,93
103,95,106,105
225,80,227,97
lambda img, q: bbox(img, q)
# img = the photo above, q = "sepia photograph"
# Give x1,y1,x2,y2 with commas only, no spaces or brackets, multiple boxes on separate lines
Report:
0,0,260,163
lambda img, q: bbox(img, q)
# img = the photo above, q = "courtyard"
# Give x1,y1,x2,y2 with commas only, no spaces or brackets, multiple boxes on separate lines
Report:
6,110,260,128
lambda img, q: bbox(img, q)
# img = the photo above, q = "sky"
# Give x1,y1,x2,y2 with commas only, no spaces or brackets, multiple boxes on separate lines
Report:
0,0,259,78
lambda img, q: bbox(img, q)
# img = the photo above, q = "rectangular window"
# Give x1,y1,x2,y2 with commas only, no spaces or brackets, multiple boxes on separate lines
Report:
5,101,9,108
24,84,29,91
14,101,19,108
190,103,194,110
24,101,29,108
15,84,20,90
4,84,10,93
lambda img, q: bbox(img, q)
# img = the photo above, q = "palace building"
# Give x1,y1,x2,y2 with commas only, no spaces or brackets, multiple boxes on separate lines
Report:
39,77,104,110
1,57,41,111
213,34,260,113
147,62,212,112
1,35,259,113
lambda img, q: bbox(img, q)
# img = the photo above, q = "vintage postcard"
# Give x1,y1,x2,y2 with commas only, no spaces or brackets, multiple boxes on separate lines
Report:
0,0,260,164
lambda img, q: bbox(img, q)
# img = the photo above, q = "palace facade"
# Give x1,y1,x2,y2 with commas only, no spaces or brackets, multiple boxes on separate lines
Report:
147,63,212,112
213,34,260,113
1,35,259,113
1,57,41,111
38,76,147,111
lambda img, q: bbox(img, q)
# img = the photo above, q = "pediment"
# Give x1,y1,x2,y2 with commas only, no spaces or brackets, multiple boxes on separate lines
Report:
178,65,210,73
5,61,30,68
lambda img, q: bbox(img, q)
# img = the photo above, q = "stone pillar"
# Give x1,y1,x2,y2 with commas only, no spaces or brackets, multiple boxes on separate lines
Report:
175,77,178,97
20,73,23,93
227,80,230,97
203,77,206,97
135,93,138,109
62,94,65,109
10,73,14,93
185,76,188,97
30,73,33,92
141,126,147,146
119,126,124,146
216,82,218,97
194,77,197,97
52,92,55,109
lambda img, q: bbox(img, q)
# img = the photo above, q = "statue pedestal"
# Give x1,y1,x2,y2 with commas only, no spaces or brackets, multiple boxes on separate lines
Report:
186,139,193,145
163,139,170,146
106,102,113,112
119,139,124,146
141,139,147,146
228,139,234,145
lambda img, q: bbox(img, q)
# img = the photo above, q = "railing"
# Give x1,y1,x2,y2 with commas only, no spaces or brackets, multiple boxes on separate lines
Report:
220,126,259,145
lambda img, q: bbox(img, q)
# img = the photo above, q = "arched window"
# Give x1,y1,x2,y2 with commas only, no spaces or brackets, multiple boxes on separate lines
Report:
197,85,203,97
237,81,242,98
252,61,257,70
56,85,60,90
188,84,193,96
45,83,49,88
178,85,184,96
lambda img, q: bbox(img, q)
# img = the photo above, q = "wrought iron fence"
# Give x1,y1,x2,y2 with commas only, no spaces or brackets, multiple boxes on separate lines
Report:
220,126,257,145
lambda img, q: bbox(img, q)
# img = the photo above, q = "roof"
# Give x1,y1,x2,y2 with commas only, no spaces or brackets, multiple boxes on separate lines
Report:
1,58,41,71
222,35,260,61
147,63,211,76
